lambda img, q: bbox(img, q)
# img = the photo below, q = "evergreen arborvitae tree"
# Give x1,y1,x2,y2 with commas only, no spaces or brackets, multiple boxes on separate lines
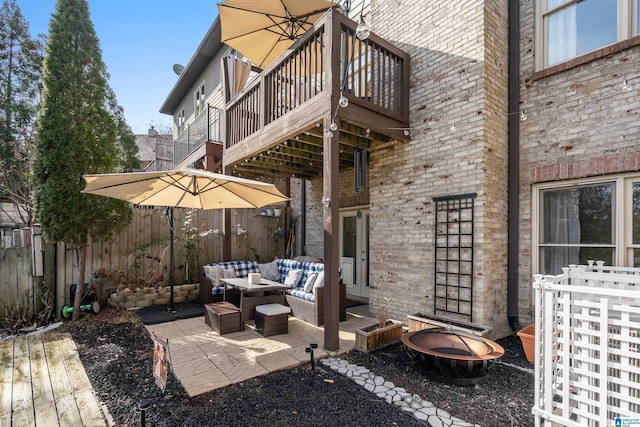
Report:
106,86,140,172
32,0,132,320
0,0,44,226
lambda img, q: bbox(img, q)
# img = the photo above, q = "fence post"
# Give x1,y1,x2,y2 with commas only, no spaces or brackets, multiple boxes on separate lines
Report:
32,224,44,277
12,229,21,247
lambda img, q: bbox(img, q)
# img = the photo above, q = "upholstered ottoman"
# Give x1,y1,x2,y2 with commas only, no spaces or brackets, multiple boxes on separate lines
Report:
254,303,291,337
205,301,241,334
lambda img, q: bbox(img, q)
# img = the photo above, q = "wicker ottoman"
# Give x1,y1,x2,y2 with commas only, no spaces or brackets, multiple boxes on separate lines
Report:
254,303,291,337
205,301,241,334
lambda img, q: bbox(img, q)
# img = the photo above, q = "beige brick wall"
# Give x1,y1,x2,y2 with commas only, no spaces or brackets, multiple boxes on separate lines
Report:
293,0,512,337
296,1,516,337
518,2,640,325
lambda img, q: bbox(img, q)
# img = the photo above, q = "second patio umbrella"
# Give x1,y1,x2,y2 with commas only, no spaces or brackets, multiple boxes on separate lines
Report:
82,168,289,311
218,0,339,68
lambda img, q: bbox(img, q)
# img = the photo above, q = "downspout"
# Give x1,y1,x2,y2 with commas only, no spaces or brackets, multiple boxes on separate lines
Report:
507,0,523,332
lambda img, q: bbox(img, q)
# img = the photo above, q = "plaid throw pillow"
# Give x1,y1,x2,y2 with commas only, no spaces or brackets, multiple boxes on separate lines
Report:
259,260,281,282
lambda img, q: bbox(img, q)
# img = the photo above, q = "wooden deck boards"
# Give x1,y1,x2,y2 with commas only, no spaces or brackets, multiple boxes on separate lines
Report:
0,332,111,427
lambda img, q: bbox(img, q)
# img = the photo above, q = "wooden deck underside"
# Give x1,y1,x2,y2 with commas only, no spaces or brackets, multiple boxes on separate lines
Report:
0,332,112,427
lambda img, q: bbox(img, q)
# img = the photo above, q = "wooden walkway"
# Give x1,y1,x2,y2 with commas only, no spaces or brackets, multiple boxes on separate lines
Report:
0,332,112,427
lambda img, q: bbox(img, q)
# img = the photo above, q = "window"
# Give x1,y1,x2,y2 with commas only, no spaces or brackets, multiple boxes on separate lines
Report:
194,84,205,116
533,175,640,274
177,109,185,135
537,0,639,69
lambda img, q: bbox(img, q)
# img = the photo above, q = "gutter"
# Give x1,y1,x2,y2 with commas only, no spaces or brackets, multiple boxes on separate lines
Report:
507,0,523,332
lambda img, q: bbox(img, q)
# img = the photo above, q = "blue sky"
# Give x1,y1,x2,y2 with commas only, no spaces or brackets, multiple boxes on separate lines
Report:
17,0,220,134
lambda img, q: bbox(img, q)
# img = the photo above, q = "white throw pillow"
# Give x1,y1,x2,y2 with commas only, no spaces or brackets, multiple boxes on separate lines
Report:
284,269,303,288
312,271,325,295
203,265,224,285
302,273,317,293
222,267,236,279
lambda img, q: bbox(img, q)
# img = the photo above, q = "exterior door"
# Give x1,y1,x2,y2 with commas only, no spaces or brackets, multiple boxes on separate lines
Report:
340,208,369,299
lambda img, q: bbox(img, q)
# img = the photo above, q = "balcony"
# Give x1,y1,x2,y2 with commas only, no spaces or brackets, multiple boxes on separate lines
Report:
223,8,410,179
173,106,224,171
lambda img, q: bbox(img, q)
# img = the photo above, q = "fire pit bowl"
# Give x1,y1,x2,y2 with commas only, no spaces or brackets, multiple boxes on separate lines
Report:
401,327,504,385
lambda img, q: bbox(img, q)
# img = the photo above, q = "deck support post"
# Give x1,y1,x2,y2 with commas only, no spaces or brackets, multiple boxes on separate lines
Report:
323,115,340,351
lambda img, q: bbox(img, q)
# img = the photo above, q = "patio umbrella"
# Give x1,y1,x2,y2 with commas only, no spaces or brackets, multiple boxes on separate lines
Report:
218,0,339,69
82,168,289,311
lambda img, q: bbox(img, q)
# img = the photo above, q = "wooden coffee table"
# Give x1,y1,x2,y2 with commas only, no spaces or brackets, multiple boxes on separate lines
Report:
221,278,290,323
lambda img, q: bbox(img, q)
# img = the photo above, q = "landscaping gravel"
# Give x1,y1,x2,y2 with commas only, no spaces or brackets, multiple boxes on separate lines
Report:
59,307,534,426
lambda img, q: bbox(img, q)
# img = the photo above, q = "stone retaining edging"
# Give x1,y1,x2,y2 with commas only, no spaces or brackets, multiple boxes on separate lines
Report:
107,284,199,308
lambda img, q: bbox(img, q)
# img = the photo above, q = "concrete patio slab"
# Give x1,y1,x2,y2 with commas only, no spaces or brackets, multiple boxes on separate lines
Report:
144,306,375,397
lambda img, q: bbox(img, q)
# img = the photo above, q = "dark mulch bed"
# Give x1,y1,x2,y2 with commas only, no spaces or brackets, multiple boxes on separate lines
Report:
58,307,534,426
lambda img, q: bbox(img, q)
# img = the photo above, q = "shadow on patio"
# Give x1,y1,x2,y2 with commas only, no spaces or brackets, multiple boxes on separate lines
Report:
144,305,374,396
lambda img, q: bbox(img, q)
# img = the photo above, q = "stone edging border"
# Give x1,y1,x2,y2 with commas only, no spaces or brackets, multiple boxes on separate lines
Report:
321,358,480,427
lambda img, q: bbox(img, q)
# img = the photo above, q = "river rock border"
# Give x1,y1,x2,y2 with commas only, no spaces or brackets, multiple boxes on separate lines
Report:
321,358,480,427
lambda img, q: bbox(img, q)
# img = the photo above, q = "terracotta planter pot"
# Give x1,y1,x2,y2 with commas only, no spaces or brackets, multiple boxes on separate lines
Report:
516,324,535,364
355,320,403,352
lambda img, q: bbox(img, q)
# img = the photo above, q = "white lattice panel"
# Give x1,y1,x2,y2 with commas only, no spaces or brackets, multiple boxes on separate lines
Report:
533,268,640,427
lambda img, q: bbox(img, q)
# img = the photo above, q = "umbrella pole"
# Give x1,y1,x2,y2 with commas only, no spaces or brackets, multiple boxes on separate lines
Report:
169,207,175,311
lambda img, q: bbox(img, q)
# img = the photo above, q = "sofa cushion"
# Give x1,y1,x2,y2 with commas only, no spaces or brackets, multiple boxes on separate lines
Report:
300,262,324,287
276,258,302,280
312,270,325,295
203,264,236,294
222,267,236,279
203,264,225,285
255,303,291,316
294,255,322,263
289,289,316,302
302,273,317,293
284,268,303,288
258,260,281,282
218,260,258,278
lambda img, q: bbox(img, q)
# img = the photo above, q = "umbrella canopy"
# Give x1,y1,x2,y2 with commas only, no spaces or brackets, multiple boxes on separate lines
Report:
82,168,289,209
218,0,339,69
82,168,289,313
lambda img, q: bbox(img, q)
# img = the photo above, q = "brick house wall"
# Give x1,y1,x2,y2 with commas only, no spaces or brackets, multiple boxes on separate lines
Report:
518,2,640,324
369,0,510,337
297,0,512,337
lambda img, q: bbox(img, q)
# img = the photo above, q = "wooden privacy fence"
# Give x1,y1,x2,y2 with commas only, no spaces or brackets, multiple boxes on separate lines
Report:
0,227,44,320
54,206,288,311
532,265,640,427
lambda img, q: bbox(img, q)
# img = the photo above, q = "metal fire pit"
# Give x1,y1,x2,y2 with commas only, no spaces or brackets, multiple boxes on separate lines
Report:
401,327,504,385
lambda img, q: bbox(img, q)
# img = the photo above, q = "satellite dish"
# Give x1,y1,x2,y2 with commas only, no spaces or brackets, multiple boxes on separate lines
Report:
172,64,184,75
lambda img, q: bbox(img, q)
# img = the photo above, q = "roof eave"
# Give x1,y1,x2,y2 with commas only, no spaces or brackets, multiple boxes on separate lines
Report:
159,17,223,115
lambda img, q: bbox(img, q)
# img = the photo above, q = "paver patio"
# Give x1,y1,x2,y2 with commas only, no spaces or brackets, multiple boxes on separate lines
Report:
145,305,374,396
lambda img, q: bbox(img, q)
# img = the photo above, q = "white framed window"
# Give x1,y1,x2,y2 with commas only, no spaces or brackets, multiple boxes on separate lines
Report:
533,173,640,275
194,83,205,116
177,108,185,135
536,0,639,70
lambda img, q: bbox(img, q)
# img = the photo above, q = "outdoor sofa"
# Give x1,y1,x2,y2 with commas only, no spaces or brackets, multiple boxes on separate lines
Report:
199,258,346,326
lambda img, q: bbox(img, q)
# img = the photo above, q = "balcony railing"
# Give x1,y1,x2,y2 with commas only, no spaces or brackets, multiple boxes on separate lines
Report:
175,105,223,163
225,9,409,149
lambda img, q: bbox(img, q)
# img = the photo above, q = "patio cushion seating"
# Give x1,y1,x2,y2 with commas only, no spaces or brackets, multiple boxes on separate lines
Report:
258,260,281,281
255,303,291,316
199,258,346,326
283,268,303,287
203,260,259,294
303,273,317,293
254,303,291,336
